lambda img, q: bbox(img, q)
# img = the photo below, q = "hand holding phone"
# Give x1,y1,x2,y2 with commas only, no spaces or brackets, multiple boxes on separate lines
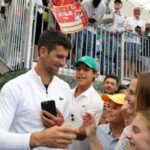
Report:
41,100,64,127
41,100,57,116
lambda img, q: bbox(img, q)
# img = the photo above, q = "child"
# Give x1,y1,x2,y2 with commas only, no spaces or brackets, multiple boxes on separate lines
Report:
68,56,104,150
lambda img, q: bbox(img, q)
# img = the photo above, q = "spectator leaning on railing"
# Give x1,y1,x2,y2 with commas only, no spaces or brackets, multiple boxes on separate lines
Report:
124,6,145,78
141,22,150,70
101,0,125,74
74,0,111,60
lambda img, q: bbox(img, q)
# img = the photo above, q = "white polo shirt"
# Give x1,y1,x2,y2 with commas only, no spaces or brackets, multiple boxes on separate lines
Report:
125,16,145,43
113,11,125,33
0,68,72,150
68,85,104,150
82,0,107,28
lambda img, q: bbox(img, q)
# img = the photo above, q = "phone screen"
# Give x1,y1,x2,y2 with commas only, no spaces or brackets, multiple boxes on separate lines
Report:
41,100,57,116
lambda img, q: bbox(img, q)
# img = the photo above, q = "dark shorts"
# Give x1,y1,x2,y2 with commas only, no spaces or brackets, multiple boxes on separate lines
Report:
124,42,140,61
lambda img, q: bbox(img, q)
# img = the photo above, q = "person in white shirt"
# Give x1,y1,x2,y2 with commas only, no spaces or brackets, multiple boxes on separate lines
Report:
75,0,111,59
101,0,125,74
68,56,104,150
124,6,145,78
0,28,78,150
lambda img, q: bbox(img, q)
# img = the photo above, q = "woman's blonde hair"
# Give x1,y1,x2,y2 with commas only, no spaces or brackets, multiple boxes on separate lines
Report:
137,110,150,131
136,72,150,112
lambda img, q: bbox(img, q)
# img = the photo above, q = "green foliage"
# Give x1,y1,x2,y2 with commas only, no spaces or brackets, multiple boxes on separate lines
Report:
0,69,28,89
59,74,103,93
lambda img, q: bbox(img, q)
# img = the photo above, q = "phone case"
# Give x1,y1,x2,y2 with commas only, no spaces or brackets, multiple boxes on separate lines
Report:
64,113,83,128
41,100,57,116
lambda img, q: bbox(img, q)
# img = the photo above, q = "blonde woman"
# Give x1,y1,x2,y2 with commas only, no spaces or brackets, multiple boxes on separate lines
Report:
126,110,150,150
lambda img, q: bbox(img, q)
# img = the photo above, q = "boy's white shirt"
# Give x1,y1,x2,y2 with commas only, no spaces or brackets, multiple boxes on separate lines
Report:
67,85,104,150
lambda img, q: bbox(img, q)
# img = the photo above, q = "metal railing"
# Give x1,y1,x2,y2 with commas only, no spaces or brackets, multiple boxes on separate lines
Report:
0,2,150,83
0,0,31,71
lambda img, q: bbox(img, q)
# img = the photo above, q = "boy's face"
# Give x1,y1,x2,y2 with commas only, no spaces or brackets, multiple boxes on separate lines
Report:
114,2,122,11
105,101,123,124
75,63,97,88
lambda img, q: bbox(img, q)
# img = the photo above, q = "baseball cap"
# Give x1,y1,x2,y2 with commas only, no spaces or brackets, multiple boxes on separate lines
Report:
114,0,122,4
101,93,127,105
74,56,97,71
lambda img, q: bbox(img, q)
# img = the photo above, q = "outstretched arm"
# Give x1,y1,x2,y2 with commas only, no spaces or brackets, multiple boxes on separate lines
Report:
30,125,78,149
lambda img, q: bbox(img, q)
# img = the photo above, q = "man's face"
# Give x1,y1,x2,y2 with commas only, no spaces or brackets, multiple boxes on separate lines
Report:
106,101,123,124
126,114,150,150
133,8,141,19
146,23,150,30
125,78,137,115
40,45,69,76
103,78,118,94
75,63,97,88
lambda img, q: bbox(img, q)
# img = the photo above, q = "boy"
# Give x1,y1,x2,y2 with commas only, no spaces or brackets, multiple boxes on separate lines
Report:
68,56,104,150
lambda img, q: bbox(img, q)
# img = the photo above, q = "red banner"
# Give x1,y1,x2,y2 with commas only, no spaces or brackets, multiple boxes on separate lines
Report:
49,2,88,34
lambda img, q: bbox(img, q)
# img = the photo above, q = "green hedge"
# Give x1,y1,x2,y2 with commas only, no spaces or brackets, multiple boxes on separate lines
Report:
0,70,103,93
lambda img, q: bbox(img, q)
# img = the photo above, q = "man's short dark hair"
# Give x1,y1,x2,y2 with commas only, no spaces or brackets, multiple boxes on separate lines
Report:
0,6,5,14
103,73,119,85
4,0,11,3
38,28,71,54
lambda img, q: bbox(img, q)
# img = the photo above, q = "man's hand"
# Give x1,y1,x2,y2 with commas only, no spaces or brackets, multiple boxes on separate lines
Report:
41,109,64,127
109,26,117,34
126,28,133,32
30,125,79,149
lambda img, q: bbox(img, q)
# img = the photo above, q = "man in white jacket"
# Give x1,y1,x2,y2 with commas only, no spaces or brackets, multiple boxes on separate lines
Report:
0,28,78,150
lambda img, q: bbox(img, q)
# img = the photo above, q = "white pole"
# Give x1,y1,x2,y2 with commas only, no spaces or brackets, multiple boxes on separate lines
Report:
24,0,35,69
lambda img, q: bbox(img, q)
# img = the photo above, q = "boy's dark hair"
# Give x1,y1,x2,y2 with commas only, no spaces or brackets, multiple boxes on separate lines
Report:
103,73,119,85
116,84,127,93
38,28,71,55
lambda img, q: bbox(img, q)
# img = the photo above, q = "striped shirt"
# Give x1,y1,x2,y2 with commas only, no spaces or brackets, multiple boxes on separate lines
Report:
115,126,131,150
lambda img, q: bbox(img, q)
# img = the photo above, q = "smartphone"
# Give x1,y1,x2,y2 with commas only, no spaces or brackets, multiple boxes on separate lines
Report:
64,113,83,128
41,100,57,116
